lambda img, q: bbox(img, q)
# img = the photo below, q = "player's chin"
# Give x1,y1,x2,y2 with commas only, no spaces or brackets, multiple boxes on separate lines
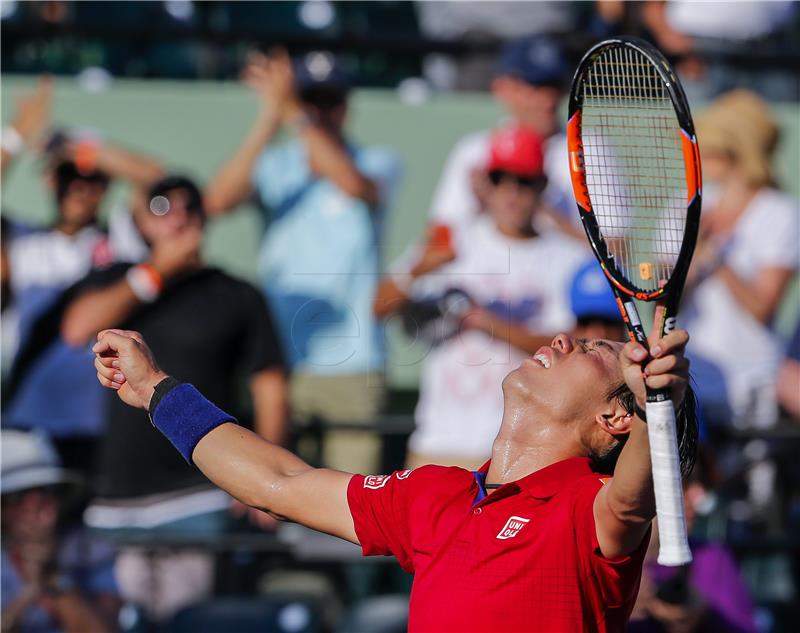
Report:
502,364,537,398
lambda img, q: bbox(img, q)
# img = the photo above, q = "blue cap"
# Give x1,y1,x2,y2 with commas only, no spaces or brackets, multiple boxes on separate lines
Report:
570,260,621,321
294,51,349,95
495,35,567,87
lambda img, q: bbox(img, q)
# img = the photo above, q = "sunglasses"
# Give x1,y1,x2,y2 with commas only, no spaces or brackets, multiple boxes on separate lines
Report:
488,170,546,190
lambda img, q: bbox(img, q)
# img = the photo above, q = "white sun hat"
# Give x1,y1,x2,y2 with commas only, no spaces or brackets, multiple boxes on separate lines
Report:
1,430,82,496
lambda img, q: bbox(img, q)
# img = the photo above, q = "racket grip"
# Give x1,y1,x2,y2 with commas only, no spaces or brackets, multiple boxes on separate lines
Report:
645,399,692,566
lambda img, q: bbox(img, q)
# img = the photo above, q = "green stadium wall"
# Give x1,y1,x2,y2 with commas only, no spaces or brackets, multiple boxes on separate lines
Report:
2,77,798,388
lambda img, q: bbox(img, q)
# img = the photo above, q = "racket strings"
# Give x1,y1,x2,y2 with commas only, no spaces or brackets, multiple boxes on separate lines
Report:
581,45,688,292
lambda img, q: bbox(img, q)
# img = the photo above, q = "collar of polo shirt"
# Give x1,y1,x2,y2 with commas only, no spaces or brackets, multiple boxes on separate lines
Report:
477,456,596,500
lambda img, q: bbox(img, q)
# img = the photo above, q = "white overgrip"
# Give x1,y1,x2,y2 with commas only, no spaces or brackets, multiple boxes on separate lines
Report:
645,399,692,566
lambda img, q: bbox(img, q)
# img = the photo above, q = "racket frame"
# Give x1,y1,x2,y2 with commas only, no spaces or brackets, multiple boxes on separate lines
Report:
566,36,702,566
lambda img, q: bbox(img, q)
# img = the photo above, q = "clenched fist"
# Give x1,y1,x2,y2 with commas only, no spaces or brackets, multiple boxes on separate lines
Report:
93,329,167,409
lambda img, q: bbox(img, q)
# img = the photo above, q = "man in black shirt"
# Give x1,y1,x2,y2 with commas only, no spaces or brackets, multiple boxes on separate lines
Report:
61,175,286,620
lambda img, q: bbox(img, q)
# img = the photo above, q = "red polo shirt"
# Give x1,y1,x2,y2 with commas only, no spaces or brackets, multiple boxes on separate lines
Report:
347,456,648,633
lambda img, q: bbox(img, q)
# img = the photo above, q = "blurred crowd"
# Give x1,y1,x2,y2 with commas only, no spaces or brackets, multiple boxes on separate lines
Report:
1,2,799,633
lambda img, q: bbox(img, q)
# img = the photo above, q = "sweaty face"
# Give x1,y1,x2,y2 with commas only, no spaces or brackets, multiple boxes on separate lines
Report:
503,333,626,425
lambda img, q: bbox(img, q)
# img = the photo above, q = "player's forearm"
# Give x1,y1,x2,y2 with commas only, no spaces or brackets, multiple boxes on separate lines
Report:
62,281,142,346
204,110,280,216
606,418,656,523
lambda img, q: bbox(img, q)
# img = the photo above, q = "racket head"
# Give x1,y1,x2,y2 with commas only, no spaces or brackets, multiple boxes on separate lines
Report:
567,36,702,304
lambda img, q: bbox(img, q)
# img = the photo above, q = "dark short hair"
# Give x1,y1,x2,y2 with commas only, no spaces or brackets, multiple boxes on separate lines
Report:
592,382,699,478
148,175,204,220
53,161,110,203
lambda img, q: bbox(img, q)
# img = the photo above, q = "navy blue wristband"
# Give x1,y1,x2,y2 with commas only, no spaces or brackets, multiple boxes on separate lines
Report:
150,382,237,464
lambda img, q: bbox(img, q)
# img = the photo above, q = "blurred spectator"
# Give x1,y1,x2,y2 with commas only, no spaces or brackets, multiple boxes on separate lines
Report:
205,48,400,474
642,1,795,53
1,77,52,178
416,3,579,91
416,1,577,42
777,321,800,419
1,429,120,633
374,126,585,469
628,450,758,633
681,90,799,430
428,35,580,241
3,123,164,471
60,175,287,621
569,259,626,342
4,116,164,354
641,1,798,100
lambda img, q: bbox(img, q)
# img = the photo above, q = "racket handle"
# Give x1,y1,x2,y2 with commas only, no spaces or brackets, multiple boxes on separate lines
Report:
645,399,692,566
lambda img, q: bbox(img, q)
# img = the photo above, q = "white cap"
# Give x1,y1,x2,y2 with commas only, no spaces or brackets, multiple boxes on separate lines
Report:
1,430,81,495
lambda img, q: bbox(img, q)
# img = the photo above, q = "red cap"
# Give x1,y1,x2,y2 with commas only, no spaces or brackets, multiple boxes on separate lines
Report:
486,125,545,176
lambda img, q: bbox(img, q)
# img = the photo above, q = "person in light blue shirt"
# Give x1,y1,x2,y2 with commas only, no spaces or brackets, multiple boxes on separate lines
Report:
205,48,401,473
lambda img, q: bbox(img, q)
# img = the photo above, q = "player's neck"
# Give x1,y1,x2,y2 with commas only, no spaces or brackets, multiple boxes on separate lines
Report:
487,430,577,487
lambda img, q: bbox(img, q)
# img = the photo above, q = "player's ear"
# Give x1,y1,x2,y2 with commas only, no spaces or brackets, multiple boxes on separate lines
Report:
595,400,633,437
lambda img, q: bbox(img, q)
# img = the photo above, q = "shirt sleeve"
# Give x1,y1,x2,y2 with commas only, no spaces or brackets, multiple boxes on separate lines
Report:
347,469,418,572
573,478,650,609
236,282,286,375
744,194,800,270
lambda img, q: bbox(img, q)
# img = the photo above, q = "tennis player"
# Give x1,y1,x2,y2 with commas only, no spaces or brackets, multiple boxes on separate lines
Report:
93,314,695,633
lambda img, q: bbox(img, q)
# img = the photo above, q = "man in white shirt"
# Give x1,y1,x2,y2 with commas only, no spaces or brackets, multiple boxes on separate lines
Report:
429,35,579,238
374,125,586,469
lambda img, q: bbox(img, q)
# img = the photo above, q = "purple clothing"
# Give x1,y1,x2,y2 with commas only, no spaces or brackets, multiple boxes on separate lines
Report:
628,541,757,633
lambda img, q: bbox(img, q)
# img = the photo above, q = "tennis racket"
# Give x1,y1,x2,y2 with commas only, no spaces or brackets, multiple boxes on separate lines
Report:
566,36,701,566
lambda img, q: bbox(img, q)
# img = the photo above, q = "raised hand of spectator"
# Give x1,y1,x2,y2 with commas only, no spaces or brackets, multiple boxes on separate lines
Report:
11,75,53,147
241,48,299,121
410,224,457,277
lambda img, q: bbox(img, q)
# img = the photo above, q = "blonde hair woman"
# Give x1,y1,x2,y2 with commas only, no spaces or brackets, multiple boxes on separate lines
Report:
682,90,799,429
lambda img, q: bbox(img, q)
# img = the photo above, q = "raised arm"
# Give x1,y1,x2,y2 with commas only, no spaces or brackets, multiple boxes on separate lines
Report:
373,226,456,319
285,99,378,206
204,52,288,216
92,329,358,543
1,76,52,179
593,310,691,558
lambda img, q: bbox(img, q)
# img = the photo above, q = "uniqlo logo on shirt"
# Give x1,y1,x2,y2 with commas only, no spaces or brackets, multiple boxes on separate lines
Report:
364,475,391,490
496,516,530,540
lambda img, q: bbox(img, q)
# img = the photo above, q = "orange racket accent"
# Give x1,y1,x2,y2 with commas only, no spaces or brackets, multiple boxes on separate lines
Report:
567,112,593,213
614,296,628,321
680,130,700,203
